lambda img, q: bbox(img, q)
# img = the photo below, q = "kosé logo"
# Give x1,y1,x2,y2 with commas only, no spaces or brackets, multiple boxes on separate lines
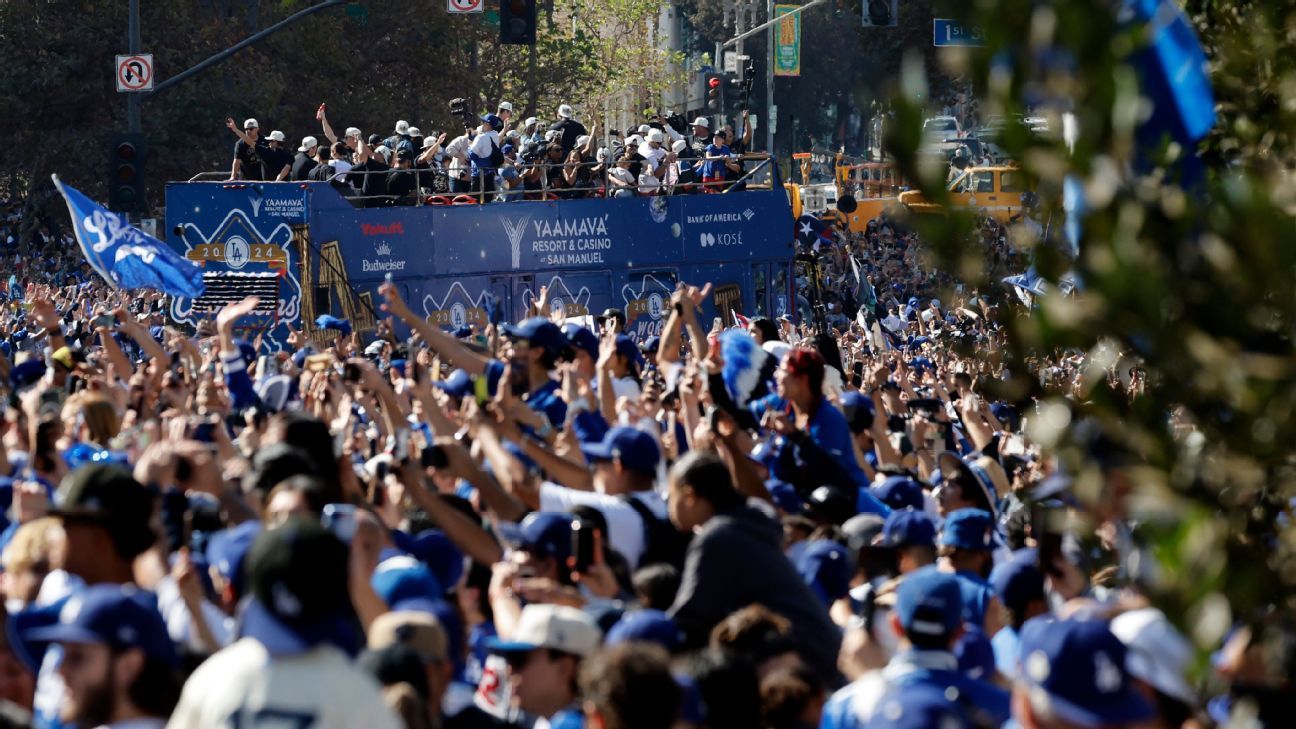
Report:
699,231,743,248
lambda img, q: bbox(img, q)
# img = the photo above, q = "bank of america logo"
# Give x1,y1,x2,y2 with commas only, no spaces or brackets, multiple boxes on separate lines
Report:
375,242,392,256
501,214,533,270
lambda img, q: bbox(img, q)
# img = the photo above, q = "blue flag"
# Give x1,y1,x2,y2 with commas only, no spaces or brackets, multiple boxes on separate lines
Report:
52,175,205,298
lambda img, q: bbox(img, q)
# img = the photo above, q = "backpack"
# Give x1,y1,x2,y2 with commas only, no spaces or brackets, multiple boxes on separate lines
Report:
622,494,692,571
487,137,505,168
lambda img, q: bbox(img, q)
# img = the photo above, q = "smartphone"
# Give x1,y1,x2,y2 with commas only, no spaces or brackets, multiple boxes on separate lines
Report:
570,517,597,573
344,362,362,383
92,313,115,329
306,353,332,373
191,421,217,444
322,503,359,544
1032,503,1066,576
421,444,448,469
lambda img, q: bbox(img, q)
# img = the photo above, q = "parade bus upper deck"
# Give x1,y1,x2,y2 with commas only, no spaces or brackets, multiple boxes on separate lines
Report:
163,166,797,346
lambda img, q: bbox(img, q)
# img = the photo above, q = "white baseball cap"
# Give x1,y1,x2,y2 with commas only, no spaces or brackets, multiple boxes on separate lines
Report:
422,136,438,149
672,139,688,154
576,135,590,148
626,135,643,146
638,124,652,135
524,116,538,127
596,147,610,162
345,126,362,139
647,129,665,144
267,130,286,142
1110,608,1196,705
408,127,422,137
375,146,393,162
558,104,574,119
395,120,410,134
506,129,521,139
498,101,514,112
692,117,710,129
544,130,560,142
486,604,600,657
298,136,319,152
243,118,259,129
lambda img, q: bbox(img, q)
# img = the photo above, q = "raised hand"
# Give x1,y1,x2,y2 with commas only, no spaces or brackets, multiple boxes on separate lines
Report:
216,296,259,335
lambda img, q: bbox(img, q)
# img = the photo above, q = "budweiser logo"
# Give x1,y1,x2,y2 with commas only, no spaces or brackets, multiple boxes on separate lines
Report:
375,242,392,256
361,222,404,236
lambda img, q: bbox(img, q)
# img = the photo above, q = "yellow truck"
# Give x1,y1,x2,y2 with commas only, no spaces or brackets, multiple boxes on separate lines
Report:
785,151,904,233
898,164,1032,223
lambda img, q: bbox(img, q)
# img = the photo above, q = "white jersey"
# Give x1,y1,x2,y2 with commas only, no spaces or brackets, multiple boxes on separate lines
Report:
167,639,401,729
538,484,667,569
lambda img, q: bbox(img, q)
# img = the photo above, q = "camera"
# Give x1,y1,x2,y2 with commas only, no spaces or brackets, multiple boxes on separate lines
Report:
449,98,474,128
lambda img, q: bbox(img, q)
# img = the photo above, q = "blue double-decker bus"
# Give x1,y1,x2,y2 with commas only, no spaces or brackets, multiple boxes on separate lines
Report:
163,178,796,346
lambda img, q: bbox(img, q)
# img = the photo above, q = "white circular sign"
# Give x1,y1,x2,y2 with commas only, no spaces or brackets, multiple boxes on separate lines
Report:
448,0,482,11
225,236,250,269
451,303,467,328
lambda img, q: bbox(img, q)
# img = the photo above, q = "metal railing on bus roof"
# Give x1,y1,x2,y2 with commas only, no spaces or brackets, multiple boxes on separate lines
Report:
184,154,777,207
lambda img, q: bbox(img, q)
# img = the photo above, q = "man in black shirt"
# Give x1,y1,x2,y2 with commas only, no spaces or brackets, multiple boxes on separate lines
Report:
349,139,392,206
688,116,712,158
549,104,587,154
229,118,268,181
624,136,646,179
292,137,320,181
386,150,419,200
262,131,293,181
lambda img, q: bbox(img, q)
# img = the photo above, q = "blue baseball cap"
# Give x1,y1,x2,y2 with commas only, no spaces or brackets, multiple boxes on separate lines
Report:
939,508,996,551
481,113,504,131
496,512,573,566
640,335,661,355
580,426,660,476
501,317,568,361
605,609,682,651
866,682,971,728
989,548,1045,615
879,509,937,549
562,322,599,361
26,584,176,665
894,566,962,640
613,335,645,368
390,359,407,377
840,391,874,433
1016,616,1154,728
433,369,473,400
873,476,924,511
501,143,516,155
9,360,44,390
206,520,262,598
954,622,996,680
372,555,444,605
796,540,852,606
766,479,805,515
392,529,465,593
990,402,1019,431
315,315,352,336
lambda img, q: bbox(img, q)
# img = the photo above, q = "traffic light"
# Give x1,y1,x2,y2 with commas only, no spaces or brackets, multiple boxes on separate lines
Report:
500,0,536,45
108,133,146,214
705,73,725,112
862,0,897,26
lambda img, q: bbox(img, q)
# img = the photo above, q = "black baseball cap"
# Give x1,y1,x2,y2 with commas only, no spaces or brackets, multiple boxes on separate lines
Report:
239,518,360,656
51,465,155,559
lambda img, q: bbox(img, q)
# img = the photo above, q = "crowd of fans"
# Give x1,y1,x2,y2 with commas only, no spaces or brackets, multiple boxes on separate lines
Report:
223,102,769,205
0,181,1284,729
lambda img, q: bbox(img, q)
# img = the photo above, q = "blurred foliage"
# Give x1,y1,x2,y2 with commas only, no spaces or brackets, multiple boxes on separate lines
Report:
884,0,1296,660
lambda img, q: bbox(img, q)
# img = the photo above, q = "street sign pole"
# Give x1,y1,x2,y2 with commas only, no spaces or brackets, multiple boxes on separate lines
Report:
127,0,140,134
765,0,774,155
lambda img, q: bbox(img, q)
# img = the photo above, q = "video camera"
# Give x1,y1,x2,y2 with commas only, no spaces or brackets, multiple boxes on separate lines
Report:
449,98,475,129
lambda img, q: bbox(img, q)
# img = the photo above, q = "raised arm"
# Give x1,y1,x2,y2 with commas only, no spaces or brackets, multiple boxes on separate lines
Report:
380,281,490,376
319,108,339,146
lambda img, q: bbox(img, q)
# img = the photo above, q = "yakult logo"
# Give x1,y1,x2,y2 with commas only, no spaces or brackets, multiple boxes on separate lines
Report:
700,231,743,247
361,222,405,236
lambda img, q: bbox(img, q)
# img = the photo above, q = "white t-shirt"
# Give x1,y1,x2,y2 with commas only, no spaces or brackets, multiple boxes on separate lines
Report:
641,145,666,174
167,639,401,729
637,172,662,195
469,130,501,159
446,135,472,177
610,375,641,401
609,167,636,188
330,159,353,183
538,485,667,569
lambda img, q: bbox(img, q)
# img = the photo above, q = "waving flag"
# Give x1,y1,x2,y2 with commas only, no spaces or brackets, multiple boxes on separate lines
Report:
52,175,205,298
